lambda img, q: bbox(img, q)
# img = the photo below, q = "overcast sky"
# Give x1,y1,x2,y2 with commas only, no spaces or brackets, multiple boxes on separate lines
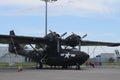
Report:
0,0,120,57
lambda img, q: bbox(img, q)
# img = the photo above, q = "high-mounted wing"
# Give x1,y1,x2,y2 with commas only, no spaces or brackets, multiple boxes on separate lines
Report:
61,39,120,47
60,33,120,47
81,40,120,46
0,34,48,44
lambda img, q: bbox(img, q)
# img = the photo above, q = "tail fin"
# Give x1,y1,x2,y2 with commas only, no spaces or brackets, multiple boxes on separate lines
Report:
9,30,24,53
10,30,15,35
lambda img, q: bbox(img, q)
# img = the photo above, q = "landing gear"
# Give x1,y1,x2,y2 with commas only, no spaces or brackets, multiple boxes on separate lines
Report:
36,62,43,69
62,65,68,69
76,63,81,70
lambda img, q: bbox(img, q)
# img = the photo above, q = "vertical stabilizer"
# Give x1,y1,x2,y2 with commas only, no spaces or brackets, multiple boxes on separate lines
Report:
9,30,23,53
10,30,15,35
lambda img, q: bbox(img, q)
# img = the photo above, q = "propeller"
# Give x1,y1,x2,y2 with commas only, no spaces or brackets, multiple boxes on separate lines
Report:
82,34,87,39
60,32,67,38
72,32,87,51
49,30,67,53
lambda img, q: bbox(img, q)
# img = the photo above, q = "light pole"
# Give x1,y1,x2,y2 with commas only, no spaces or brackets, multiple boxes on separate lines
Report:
41,0,57,36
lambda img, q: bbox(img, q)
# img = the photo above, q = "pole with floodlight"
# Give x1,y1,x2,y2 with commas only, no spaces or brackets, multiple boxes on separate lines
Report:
41,0,57,36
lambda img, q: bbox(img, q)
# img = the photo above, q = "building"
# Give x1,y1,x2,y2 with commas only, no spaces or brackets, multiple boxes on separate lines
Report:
0,47,25,63
95,53,116,62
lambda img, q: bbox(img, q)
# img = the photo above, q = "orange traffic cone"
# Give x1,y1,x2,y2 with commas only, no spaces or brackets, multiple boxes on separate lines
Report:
18,65,23,72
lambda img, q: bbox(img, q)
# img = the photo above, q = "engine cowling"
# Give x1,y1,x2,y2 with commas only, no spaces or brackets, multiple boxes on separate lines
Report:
65,34,81,47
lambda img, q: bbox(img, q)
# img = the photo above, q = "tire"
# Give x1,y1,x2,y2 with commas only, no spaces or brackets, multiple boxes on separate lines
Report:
36,63,43,69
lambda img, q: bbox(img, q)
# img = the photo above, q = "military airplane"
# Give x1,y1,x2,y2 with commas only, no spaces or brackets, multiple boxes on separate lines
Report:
0,30,120,69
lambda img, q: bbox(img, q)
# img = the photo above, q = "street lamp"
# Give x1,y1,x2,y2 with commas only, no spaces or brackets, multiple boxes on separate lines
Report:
41,0,57,36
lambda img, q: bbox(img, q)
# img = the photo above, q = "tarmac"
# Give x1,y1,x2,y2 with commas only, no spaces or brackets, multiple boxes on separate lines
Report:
0,67,120,80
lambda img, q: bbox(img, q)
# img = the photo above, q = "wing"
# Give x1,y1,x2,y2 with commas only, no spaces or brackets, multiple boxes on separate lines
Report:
61,39,120,47
0,34,48,44
81,40,120,46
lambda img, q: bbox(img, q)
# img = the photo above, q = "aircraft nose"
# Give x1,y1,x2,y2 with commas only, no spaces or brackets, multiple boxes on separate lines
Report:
81,52,89,60
76,51,89,64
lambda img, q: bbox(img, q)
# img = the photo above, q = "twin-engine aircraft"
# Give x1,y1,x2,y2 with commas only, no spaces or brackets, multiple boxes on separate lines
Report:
0,30,120,69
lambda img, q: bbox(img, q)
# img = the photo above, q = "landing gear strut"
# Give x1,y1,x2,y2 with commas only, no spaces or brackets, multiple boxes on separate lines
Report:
62,65,68,69
36,62,43,69
76,63,81,70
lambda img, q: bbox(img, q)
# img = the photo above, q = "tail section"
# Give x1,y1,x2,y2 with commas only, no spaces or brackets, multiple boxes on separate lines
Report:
10,30,15,35
8,30,41,62
9,30,24,53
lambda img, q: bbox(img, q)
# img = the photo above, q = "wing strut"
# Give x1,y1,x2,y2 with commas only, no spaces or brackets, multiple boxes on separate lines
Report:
29,44,38,52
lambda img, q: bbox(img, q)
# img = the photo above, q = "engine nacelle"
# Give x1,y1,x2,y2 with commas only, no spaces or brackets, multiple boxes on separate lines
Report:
65,34,81,47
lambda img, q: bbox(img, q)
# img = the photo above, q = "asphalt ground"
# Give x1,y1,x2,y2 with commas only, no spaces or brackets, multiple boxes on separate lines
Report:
0,67,120,80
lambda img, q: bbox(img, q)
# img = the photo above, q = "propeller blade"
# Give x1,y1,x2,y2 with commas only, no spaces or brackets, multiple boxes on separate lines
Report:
49,30,55,36
60,32,67,38
49,30,59,39
82,34,87,39
49,30,60,53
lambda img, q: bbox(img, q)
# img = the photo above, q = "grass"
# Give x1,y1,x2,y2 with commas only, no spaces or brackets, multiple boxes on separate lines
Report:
0,62,8,67
102,62,120,66
14,62,36,67
0,62,120,68
0,62,36,68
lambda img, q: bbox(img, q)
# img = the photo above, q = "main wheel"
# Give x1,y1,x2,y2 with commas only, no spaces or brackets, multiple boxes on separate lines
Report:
62,65,68,69
76,63,81,70
36,62,43,69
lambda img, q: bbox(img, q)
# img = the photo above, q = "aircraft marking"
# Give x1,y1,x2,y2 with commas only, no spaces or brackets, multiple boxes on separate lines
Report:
60,52,76,59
